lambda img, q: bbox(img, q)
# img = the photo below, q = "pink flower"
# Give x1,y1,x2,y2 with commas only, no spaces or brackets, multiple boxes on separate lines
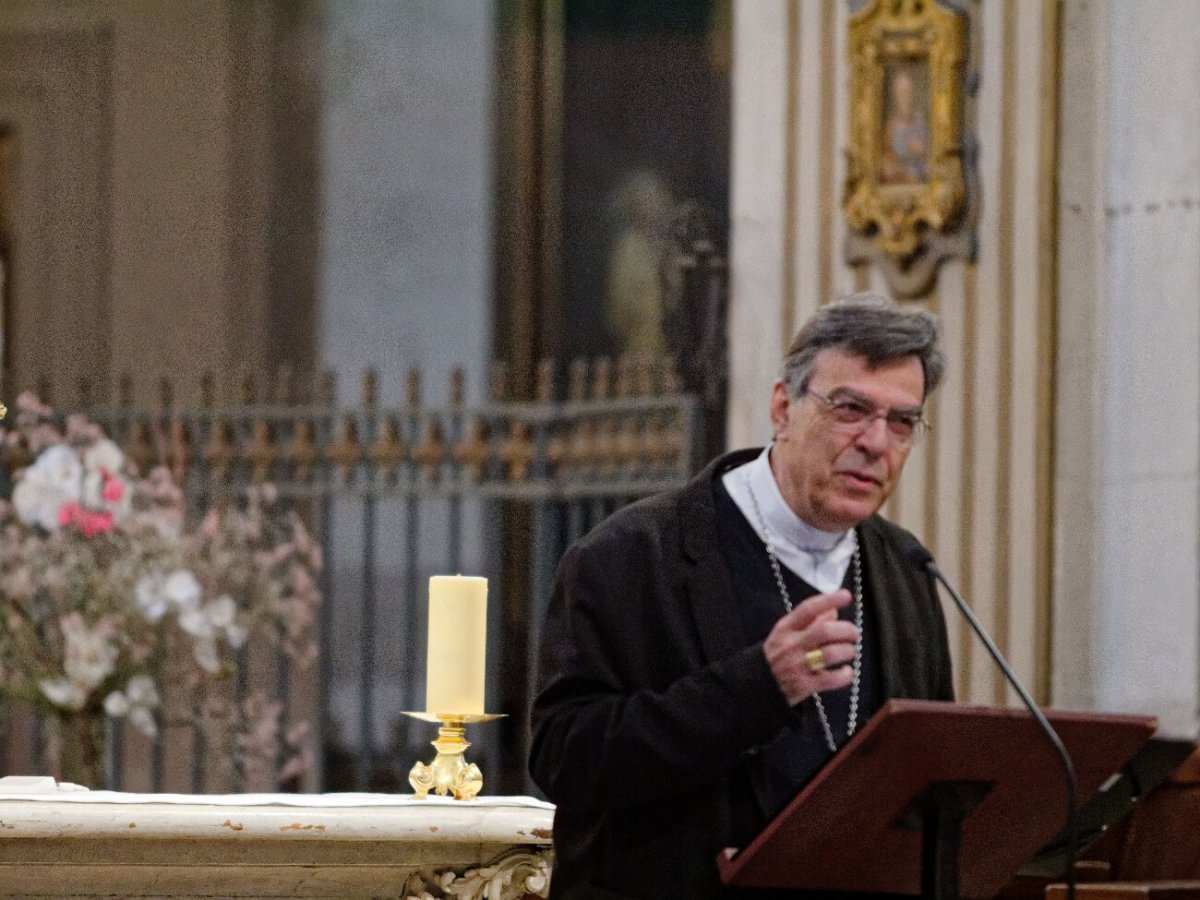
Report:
57,502,83,528
101,475,124,503
57,502,114,537
79,511,114,538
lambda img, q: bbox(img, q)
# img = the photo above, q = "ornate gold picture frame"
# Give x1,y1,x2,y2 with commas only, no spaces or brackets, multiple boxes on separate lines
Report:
843,0,971,297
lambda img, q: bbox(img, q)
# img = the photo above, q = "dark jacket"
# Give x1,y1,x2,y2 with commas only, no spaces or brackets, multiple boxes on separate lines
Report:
530,449,954,899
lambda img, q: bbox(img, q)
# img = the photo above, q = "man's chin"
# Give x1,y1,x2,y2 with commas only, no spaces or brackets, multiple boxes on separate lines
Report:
825,495,885,530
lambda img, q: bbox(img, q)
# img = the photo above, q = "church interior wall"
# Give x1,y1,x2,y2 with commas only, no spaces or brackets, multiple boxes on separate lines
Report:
0,0,291,405
1053,0,1200,737
313,0,495,408
0,0,496,450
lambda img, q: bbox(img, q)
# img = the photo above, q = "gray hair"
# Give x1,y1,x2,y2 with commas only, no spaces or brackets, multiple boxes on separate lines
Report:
781,293,945,399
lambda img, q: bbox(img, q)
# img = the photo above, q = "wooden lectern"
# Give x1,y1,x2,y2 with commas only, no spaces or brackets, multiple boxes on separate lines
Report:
717,699,1156,900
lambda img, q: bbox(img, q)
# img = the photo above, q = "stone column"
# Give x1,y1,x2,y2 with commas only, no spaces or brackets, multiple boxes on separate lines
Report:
1053,0,1200,737
727,0,793,447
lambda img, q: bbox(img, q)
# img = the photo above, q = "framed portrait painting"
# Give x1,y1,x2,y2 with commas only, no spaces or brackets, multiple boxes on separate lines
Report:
843,0,972,297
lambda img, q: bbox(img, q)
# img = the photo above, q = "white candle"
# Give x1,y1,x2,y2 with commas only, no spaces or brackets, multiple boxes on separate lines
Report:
425,575,488,715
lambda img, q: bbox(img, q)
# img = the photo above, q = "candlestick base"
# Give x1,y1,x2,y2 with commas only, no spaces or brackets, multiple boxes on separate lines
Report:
403,712,504,801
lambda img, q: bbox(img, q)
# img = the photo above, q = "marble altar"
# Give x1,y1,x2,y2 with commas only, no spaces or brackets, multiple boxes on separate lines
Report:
0,777,554,899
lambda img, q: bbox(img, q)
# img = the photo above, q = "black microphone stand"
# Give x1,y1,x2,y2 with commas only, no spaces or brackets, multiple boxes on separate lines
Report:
922,555,1078,900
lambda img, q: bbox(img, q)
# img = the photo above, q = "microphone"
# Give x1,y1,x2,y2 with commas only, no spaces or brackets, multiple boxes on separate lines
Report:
901,536,1079,900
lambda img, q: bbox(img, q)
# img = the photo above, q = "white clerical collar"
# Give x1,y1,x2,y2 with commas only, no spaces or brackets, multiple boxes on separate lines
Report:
722,446,858,593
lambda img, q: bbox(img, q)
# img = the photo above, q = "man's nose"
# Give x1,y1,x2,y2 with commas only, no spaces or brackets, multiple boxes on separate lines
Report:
854,415,891,454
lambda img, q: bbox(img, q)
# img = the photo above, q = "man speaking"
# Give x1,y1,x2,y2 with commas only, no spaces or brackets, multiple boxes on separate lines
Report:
530,294,955,898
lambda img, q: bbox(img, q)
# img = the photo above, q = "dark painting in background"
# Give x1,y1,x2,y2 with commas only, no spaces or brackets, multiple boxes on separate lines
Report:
558,0,731,365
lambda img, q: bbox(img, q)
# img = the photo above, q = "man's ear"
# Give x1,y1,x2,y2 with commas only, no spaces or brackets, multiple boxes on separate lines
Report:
769,381,791,438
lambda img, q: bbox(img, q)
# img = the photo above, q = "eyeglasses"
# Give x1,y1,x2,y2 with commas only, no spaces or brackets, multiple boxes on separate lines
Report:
806,388,929,445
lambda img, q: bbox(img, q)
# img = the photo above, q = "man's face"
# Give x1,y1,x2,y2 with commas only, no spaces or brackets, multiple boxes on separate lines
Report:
769,349,925,532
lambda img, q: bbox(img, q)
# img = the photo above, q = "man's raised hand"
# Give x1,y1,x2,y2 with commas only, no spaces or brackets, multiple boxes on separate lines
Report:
762,589,860,706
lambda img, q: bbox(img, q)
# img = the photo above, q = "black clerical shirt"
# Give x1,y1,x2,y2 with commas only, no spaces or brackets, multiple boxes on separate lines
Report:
712,474,884,823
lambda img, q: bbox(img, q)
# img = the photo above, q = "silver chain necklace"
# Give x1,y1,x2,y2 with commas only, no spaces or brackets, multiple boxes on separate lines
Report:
746,483,864,753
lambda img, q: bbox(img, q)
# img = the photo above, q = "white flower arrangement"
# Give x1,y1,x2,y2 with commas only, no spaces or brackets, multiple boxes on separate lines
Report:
0,394,322,786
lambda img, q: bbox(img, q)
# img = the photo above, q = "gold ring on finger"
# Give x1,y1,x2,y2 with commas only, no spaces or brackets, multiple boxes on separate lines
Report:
805,648,826,673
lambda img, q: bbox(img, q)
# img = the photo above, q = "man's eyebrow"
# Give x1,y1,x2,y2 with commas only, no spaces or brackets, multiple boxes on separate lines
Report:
826,386,872,403
827,386,924,414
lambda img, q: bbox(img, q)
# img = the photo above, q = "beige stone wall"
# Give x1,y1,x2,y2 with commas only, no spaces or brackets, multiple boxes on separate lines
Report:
1052,0,1200,737
0,0,288,405
729,0,1059,707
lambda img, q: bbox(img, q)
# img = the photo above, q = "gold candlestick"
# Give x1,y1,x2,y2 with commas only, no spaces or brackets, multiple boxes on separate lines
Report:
404,712,504,801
